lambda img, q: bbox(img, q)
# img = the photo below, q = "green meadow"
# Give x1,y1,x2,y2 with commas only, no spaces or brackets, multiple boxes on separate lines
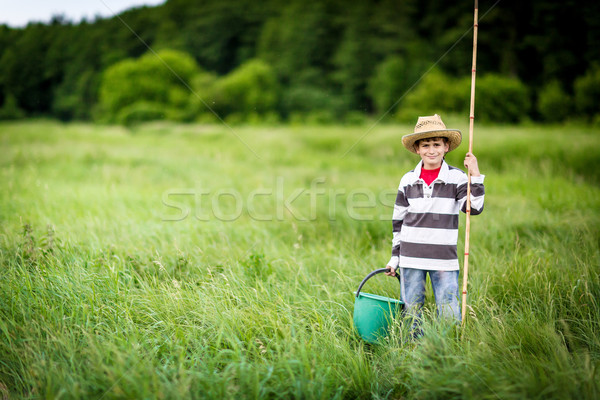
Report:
1,119,599,399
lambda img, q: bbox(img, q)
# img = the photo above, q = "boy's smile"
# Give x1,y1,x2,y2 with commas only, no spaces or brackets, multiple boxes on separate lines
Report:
415,138,449,169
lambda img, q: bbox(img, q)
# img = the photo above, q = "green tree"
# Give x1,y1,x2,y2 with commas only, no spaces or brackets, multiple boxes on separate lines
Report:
0,24,59,115
168,0,271,74
537,80,571,123
332,0,422,114
211,59,279,117
257,1,341,86
50,22,103,120
476,74,530,123
0,93,26,120
187,71,220,121
98,49,200,122
53,69,99,120
331,3,377,112
368,56,426,116
574,64,600,121
396,70,469,122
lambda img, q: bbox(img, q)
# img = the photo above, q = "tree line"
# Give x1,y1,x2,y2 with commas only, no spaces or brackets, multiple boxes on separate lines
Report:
0,0,598,124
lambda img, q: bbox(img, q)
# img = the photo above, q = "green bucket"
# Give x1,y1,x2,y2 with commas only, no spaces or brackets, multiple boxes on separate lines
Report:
353,268,404,343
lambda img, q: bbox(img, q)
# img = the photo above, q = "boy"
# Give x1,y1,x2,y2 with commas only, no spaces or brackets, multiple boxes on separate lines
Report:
385,114,484,333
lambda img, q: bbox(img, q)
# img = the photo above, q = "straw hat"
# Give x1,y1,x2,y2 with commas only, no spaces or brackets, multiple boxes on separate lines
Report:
402,114,462,154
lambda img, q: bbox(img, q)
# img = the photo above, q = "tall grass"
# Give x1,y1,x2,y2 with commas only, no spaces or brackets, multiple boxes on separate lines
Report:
0,120,599,399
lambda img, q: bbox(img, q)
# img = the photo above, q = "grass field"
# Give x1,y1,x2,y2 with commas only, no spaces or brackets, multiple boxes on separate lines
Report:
1,119,599,399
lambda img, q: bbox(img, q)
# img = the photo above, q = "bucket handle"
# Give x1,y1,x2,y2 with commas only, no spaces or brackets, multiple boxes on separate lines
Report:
355,268,401,298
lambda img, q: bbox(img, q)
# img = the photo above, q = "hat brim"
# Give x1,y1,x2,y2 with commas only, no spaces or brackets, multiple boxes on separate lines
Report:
402,129,462,154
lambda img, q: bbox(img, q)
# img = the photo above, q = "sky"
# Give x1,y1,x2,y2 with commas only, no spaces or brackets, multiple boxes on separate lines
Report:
0,0,166,27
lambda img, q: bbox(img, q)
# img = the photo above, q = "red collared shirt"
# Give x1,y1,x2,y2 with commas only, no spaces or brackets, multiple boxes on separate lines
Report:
420,166,441,186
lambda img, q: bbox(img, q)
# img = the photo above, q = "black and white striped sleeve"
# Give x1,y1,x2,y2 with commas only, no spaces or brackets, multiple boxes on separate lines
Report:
457,174,485,215
387,183,410,268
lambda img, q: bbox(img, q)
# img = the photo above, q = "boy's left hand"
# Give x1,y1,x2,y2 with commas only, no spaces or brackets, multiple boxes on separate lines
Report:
464,152,481,176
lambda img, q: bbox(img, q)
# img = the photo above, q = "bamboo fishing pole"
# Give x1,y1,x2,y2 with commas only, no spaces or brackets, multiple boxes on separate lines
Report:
461,0,478,325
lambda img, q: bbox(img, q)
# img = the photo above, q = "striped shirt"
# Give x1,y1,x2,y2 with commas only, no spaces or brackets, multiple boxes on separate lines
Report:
387,160,485,271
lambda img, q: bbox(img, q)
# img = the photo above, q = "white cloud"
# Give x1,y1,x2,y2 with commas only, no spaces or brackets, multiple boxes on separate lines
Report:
0,0,166,27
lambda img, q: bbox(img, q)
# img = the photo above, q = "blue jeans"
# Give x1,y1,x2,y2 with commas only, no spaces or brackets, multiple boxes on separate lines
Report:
399,268,461,334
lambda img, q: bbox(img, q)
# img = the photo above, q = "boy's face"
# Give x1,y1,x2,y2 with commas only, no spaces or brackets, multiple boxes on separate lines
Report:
414,137,449,169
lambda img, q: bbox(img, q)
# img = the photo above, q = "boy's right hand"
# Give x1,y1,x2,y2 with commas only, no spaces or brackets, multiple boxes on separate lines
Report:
385,266,397,277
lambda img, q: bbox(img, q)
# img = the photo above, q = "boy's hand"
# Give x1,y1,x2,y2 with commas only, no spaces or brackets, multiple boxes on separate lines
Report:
385,266,397,277
464,152,481,176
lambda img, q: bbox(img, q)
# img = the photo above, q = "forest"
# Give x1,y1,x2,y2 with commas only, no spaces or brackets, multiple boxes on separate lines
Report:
0,0,599,124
